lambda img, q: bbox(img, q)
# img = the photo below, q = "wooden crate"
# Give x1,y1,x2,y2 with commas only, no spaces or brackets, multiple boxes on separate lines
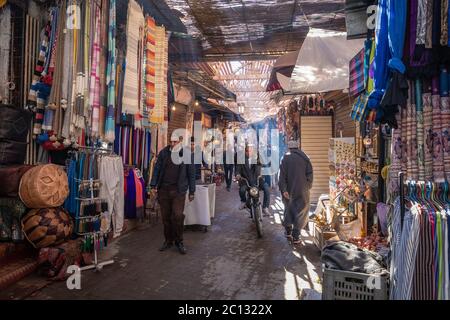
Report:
313,223,337,250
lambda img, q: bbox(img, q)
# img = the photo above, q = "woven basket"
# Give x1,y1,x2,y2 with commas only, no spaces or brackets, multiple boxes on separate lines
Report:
19,164,69,208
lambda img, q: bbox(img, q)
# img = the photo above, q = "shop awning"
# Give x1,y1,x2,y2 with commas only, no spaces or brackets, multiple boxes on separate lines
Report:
271,29,365,94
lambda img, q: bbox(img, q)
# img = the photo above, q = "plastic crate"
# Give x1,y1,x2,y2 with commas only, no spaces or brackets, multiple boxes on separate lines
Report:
322,267,389,300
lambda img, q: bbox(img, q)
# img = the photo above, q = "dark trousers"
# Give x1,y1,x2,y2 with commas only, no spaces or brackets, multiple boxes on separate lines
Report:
239,182,270,208
158,186,186,243
224,164,234,187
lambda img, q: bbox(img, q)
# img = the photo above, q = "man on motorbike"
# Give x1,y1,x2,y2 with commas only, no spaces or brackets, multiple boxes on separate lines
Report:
235,144,271,216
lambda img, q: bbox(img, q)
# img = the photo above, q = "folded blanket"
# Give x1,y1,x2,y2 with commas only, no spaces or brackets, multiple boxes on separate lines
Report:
321,241,388,274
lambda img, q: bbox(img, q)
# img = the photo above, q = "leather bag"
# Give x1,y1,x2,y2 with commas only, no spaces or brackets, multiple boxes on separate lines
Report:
0,139,27,165
21,207,73,248
0,104,31,142
0,165,34,197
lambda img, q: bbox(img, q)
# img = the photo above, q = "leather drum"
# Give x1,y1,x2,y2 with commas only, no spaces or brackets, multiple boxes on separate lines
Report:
21,207,73,248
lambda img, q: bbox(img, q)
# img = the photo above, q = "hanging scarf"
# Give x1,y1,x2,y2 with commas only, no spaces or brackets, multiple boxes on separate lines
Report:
423,80,434,181
367,0,391,113
98,0,109,140
379,0,408,127
0,5,11,104
89,4,101,137
152,25,168,124
28,13,54,135
144,16,156,124
440,67,450,181
122,0,145,115
415,80,425,181
47,0,67,136
431,76,445,182
104,0,116,142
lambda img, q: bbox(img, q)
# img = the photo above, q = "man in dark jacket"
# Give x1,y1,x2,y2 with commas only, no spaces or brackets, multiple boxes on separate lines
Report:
223,145,236,191
150,136,195,254
278,140,313,244
235,145,270,215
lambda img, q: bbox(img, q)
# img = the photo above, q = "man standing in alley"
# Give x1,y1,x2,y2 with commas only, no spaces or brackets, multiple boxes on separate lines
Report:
278,139,313,244
150,135,195,254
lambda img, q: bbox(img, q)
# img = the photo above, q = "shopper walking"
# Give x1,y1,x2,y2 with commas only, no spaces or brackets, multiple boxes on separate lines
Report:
223,146,235,191
278,140,314,244
150,136,195,254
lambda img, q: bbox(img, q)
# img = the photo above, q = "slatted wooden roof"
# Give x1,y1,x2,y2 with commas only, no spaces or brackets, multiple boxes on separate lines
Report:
208,60,279,121
165,0,346,60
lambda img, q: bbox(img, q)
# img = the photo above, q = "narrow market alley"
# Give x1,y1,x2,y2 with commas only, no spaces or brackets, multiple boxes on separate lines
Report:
14,184,321,300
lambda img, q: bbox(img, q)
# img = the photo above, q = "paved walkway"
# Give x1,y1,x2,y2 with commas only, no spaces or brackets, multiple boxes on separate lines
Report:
28,184,322,300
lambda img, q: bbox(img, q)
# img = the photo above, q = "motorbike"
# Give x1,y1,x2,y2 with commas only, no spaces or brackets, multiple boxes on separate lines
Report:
239,176,263,238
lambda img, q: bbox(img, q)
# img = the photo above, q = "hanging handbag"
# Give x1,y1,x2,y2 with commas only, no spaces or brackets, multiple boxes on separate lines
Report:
0,139,27,165
0,104,32,142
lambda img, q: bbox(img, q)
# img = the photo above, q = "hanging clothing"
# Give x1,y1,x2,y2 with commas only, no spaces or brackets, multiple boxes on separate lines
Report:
99,155,124,238
367,0,391,113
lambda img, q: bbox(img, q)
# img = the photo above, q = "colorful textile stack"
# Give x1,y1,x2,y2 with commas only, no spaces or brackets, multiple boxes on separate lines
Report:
114,125,152,173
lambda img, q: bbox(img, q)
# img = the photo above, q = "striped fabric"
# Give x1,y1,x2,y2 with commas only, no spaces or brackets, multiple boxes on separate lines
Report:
423,90,434,181
440,68,450,181
144,16,156,126
28,17,53,135
122,0,145,115
432,76,445,182
416,80,425,181
401,101,408,174
349,48,365,97
0,6,11,104
104,0,116,142
390,198,421,300
412,205,436,300
388,112,403,195
89,4,101,137
151,25,168,124
406,83,416,181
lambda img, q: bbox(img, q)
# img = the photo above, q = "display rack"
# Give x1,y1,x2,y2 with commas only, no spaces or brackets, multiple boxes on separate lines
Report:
74,146,115,272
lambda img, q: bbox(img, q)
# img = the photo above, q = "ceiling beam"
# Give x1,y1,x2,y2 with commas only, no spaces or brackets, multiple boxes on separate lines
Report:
213,74,269,80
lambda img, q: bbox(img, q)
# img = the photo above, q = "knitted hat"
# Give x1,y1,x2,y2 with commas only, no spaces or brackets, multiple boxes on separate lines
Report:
288,140,299,149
